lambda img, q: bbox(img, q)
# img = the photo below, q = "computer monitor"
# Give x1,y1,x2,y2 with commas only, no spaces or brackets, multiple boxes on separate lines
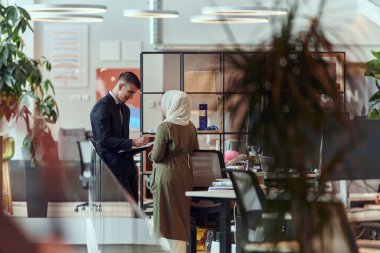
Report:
321,118,380,180
261,112,324,171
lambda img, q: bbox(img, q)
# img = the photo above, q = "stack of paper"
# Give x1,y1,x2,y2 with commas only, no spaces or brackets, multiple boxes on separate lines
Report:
208,178,234,191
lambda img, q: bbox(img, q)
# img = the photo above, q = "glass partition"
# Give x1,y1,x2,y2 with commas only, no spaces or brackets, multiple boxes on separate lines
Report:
224,53,255,92
2,137,165,253
142,94,164,133
141,51,261,154
142,53,180,93
224,134,249,154
184,53,222,93
90,145,165,253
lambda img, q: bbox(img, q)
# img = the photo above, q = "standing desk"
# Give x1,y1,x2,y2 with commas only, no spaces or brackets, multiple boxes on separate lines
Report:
185,190,236,253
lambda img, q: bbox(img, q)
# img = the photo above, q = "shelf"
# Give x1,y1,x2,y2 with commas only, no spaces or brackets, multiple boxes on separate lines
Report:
197,130,222,134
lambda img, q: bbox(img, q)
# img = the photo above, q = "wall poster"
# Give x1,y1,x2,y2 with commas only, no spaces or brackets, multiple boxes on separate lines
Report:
43,24,88,87
96,68,141,131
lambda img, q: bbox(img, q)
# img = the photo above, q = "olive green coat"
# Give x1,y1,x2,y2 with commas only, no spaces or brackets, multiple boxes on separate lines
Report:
149,122,199,240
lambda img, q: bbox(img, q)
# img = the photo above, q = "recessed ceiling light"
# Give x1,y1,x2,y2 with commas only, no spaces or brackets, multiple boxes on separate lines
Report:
190,15,269,24
202,6,287,16
123,9,179,18
23,4,107,14
31,14,104,23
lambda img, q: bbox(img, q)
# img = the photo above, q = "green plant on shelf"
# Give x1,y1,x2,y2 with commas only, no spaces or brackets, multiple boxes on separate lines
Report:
365,51,380,119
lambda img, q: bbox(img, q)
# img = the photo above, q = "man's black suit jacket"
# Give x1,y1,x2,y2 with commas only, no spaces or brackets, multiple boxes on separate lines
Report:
90,93,138,191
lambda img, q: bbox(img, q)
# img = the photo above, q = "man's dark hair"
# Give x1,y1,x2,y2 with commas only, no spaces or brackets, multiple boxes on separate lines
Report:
117,72,141,89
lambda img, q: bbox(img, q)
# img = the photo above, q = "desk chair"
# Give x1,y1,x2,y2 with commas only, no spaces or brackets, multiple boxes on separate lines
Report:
228,170,268,244
75,140,92,212
189,150,227,253
228,170,295,246
2,137,15,215
243,201,357,253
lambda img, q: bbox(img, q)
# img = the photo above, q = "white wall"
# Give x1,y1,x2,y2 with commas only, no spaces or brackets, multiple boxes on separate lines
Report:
3,0,380,159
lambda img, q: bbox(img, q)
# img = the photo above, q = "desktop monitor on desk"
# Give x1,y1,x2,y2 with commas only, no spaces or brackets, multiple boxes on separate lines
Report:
320,118,380,208
321,119,380,181
260,112,324,171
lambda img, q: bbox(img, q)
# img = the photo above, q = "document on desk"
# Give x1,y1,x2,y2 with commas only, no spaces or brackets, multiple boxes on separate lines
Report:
208,186,234,191
212,180,232,187
208,178,233,191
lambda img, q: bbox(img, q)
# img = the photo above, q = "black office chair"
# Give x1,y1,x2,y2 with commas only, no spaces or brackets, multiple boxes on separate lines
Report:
189,150,227,253
75,140,93,212
228,170,268,244
228,170,295,246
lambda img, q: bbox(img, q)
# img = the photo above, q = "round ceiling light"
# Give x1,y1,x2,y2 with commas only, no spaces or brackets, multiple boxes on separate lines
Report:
123,9,179,18
23,4,107,14
190,15,269,24
31,14,104,23
202,6,288,16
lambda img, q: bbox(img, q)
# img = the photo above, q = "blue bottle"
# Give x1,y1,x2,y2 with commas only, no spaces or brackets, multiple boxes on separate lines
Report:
199,104,207,129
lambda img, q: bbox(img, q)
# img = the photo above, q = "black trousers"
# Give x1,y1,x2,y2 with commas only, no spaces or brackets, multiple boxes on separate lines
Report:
116,171,138,203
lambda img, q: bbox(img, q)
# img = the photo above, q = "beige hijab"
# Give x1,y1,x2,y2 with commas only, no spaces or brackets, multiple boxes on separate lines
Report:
161,90,192,126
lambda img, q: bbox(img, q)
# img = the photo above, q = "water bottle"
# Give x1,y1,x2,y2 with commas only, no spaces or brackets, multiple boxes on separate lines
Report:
199,104,207,129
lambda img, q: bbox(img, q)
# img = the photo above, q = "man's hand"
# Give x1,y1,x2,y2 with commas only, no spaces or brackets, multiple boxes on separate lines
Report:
132,136,150,147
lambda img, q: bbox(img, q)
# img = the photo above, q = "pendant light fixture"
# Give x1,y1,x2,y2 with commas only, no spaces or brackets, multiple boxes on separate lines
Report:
23,4,107,14
201,6,288,16
123,0,178,19
190,15,269,24
22,4,107,22
31,14,104,23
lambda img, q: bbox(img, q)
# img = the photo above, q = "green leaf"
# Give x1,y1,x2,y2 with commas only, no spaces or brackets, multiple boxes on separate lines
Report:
20,18,27,33
8,7,19,24
46,60,52,71
7,44,17,53
22,135,32,150
16,50,25,59
368,109,380,119
376,80,380,91
371,51,380,59
44,79,55,94
2,46,9,61
3,73,15,87
367,59,380,73
369,91,380,102
18,7,31,20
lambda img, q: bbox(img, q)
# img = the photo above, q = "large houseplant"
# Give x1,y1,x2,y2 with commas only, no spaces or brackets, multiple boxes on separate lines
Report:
0,4,59,166
225,1,351,252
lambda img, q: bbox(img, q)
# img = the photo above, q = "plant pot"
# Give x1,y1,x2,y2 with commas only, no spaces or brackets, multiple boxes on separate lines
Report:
23,155,48,217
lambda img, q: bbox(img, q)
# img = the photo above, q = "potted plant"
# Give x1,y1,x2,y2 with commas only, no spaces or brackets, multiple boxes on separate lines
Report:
364,51,380,118
0,4,59,217
225,1,352,252
0,4,59,165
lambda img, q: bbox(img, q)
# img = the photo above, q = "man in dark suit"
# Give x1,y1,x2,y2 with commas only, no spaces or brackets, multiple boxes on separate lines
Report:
90,72,149,202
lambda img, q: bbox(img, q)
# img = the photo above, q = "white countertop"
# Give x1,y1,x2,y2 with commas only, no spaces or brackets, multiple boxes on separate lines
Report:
185,190,236,199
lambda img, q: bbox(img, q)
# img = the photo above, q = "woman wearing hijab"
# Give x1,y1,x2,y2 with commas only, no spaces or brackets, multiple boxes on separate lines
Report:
149,90,199,253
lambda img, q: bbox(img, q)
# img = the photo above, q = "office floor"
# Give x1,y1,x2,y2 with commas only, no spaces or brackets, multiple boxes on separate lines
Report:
9,201,135,218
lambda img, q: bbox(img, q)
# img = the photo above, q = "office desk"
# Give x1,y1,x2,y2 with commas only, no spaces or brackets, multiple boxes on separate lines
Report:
347,209,380,223
350,193,379,203
186,190,236,253
346,193,380,222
